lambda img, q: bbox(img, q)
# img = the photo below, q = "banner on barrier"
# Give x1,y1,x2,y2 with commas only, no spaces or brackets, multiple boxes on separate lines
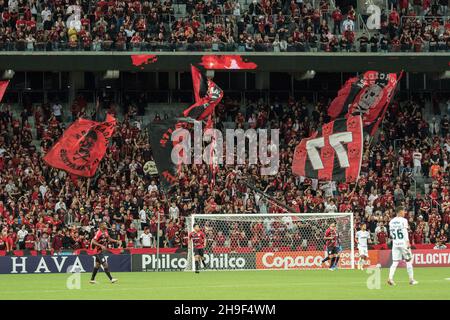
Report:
0,254,131,274
378,249,450,267
255,250,379,269
132,253,256,271
0,249,448,274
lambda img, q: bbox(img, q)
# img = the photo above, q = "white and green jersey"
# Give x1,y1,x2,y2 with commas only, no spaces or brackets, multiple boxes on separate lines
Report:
389,217,409,248
356,230,370,247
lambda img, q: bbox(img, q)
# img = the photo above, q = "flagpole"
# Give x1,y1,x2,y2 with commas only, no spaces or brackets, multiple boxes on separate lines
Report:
86,177,91,199
241,179,296,213
156,198,160,273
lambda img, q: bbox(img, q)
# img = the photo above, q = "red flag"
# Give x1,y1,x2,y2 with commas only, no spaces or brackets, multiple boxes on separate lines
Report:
0,80,9,102
130,54,158,68
43,115,116,177
200,55,258,70
327,77,358,119
183,65,223,121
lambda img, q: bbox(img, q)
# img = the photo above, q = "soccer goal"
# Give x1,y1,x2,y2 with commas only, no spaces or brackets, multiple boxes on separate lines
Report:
185,213,354,271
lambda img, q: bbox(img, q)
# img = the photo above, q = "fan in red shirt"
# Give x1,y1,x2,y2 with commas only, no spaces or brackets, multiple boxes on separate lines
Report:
321,222,339,270
0,231,10,252
90,222,121,284
188,224,207,273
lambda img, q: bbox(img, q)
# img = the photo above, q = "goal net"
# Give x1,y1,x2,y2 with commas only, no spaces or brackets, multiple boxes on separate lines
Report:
185,213,354,271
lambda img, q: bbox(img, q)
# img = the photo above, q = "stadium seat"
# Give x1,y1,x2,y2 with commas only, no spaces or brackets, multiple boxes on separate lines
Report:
13,250,24,256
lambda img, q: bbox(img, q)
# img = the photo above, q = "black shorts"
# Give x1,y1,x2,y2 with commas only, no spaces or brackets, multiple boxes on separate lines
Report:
95,253,107,264
327,246,338,256
194,248,205,257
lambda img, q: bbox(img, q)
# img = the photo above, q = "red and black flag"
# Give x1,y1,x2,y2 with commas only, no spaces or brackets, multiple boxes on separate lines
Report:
148,119,189,192
327,71,400,136
0,80,9,102
182,65,223,121
199,55,258,70
292,115,363,183
43,114,116,177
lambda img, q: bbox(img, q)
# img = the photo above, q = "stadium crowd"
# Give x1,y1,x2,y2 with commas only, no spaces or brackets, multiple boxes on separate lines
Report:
0,87,449,254
0,0,448,52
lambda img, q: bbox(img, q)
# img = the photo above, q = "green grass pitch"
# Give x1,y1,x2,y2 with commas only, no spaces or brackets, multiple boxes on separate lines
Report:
0,268,449,300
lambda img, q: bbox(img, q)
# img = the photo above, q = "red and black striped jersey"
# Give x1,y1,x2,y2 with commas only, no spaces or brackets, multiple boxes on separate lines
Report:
189,231,206,249
325,228,338,247
92,229,109,253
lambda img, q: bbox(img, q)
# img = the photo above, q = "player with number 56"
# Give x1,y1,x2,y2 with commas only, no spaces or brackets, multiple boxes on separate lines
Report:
387,207,418,286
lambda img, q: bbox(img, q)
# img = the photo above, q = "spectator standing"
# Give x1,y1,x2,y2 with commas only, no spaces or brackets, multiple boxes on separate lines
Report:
169,202,180,220
17,225,28,250
413,148,422,176
332,6,343,35
342,16,354,33
127,223,138,247
41,6,52,22
139,228,153,248
52,101,63,122
139,206,149,230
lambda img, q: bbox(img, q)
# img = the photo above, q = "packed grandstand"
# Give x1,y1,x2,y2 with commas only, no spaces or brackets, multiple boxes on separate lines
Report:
0,0,449,52
0,87,449,255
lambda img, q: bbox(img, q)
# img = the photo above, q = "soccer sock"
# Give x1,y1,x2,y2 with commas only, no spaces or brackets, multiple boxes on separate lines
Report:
201,259,206,268
103,267,113,280
322,256,330,263
91,267,99,280
330,257,336,267
389,261,399,280
406,261,414,280
195,261,199,271
334,256,340,267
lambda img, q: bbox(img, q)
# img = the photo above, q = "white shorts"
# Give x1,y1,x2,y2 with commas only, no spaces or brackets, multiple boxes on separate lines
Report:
358,246,368,257
392,246,413,261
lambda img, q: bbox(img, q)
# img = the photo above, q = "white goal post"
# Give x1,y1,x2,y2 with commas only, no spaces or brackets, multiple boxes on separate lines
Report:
185,213,354,271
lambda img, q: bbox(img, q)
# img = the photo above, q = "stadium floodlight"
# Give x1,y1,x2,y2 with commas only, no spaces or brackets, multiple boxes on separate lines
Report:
103,70,120,80
293,70,316,81
185,213,354,272
1,69,15,80
435,71,450,79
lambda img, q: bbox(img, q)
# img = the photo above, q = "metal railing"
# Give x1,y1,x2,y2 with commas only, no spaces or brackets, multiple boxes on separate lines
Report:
357,13,370,34
3,38,448,53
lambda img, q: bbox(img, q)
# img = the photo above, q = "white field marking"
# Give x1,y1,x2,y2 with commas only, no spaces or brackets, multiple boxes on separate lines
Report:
445,278,450,281
0,279,448,295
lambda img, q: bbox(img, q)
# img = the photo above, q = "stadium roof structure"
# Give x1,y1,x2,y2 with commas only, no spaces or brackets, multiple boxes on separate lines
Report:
0,52,448,73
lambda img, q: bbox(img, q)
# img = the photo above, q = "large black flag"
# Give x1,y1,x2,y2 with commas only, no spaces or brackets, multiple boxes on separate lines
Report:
148,119,184,192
